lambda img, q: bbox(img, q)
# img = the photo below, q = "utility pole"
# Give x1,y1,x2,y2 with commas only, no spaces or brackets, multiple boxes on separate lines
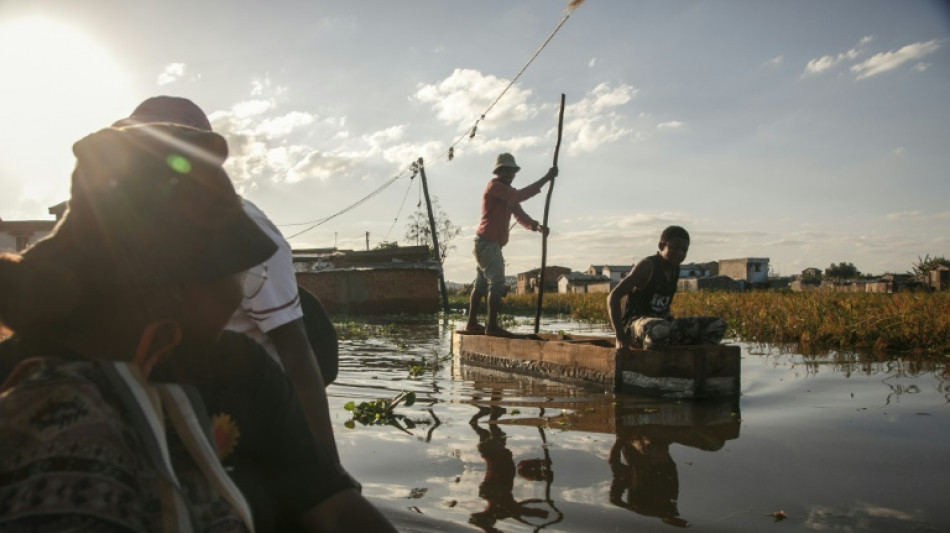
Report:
365,231,369,251
417,157,450,315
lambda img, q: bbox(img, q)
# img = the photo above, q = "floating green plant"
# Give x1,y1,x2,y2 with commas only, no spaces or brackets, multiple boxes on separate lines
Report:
344,391,417,428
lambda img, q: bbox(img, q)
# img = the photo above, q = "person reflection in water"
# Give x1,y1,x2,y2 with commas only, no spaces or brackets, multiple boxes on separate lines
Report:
608,435,690,528
469,404,549,532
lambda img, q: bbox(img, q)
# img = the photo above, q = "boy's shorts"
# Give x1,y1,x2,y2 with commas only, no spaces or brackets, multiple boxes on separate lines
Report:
472,237,506,296
624,316,726,349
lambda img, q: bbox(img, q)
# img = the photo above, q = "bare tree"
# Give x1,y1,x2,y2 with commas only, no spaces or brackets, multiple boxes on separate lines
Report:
404,196,461,263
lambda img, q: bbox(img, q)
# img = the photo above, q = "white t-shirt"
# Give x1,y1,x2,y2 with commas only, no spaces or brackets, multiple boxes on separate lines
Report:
225,199,302,365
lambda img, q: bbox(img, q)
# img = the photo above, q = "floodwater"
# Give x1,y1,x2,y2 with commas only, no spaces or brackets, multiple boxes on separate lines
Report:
328,319,950,532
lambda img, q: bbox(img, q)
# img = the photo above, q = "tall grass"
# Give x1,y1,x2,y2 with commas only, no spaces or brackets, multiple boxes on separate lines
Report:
450,291,950,357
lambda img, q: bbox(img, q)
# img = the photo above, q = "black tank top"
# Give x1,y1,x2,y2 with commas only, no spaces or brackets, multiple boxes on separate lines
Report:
621,254,679,322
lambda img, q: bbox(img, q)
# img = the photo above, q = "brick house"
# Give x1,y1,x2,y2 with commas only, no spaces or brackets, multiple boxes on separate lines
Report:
293,245,441,314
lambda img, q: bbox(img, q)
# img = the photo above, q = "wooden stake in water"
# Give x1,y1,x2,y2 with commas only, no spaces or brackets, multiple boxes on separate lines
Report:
534,93,566,334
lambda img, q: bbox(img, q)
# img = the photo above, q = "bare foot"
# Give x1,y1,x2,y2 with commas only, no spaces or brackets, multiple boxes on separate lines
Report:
462,323,486,334
484,327,517,338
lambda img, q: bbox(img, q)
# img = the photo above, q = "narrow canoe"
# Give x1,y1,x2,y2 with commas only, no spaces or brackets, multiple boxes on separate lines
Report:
451,331,741,399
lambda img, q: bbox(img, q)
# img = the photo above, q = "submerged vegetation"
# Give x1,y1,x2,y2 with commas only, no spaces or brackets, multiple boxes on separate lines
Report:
447,291,950,357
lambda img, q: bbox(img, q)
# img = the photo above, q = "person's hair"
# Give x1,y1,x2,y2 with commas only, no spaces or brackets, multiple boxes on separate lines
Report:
660,225,690,244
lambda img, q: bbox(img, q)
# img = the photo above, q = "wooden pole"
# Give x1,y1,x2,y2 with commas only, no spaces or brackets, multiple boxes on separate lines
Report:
417,158,450,315
534,94,566,334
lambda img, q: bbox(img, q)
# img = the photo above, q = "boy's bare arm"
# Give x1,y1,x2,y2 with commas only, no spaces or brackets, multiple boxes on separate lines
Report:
607,260,653,349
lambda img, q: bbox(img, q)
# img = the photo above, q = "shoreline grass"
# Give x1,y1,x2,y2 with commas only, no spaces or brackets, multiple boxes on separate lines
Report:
449,291,950,358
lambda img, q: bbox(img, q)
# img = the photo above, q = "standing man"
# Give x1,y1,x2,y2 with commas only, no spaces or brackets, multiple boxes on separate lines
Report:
465,153,557,336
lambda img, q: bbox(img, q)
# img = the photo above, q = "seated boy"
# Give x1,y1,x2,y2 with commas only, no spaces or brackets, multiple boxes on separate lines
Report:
607,226,726,350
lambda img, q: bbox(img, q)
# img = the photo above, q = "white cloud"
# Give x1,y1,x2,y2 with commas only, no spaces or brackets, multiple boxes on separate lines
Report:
561,82,636,153
657,120,684,130
412,68,538,130
232,99,276,119
804,55,839,75
364,125,406,147
286,150,358,183
885,210,922,221
912,62,931,72
465,134,544,155
381,140,444,166
255,111,317,139
571,82,637,115
157,62,185,85
802,36,874,76
588,57,598,68
764,55,784,67
851,39,940,79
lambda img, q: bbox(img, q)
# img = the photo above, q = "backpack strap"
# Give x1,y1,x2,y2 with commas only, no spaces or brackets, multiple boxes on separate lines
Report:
98,361,198,533
158,383,256,533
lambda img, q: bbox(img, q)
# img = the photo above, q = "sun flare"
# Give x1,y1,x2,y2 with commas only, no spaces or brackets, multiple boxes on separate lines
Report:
0,16,134,206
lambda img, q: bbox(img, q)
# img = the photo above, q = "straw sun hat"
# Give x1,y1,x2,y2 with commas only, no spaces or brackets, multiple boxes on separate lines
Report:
492,152,521,174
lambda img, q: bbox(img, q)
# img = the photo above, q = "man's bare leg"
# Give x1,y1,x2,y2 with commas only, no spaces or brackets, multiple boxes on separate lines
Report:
464,289,486,333
484,291,515,337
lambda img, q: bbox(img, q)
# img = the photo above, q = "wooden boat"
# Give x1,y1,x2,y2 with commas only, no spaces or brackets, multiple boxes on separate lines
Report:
451,331,741,399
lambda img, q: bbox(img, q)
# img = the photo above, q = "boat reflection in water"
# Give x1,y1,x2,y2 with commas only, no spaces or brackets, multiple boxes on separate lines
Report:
607,396,739,528
459,364,740,531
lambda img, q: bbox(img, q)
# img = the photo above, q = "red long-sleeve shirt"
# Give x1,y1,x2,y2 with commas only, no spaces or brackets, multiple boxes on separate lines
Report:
475,176,547,246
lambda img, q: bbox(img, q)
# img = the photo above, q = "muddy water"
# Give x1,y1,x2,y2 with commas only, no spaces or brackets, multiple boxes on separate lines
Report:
328,319,950,532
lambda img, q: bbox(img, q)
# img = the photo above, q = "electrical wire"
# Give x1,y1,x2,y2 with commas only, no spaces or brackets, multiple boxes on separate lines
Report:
281,1,584,238
383,170,418,241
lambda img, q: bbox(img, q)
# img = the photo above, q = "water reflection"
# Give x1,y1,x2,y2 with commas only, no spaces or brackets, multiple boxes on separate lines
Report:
333,323,949,532
608,397,739,528
460,363,740,531
468,401,562,532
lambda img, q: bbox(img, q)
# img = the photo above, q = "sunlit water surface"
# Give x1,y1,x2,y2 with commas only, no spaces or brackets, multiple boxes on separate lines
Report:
328,319,949,532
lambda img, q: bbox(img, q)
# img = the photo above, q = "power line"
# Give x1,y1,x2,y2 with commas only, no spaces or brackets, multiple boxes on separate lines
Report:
383,169,419,241
282,1,585,238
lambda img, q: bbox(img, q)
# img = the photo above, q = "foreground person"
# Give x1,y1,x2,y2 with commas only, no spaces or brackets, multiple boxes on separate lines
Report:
465,153,557,336
0,124,394,532
607,226,726,351
115,96,342,458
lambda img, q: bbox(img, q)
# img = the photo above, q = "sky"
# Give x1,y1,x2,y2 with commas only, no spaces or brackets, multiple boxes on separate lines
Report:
1,0,948,283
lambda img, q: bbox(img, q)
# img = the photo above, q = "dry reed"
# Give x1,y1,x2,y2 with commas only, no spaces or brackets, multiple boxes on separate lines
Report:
469,291,950,357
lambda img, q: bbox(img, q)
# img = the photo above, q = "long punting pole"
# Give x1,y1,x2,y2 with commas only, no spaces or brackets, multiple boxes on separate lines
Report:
534,94,566,334
417,157,450,315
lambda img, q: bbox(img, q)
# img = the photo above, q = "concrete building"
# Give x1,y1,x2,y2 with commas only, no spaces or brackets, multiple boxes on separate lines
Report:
929,266,950,291
0,202,66,253
517,266,571,294
558,272,612,293
679,261,717,279
585,264,630,287
718,257,770,286
677,275,741,292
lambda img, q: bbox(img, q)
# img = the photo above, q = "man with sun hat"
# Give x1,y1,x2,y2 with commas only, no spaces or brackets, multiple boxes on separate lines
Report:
465,153,557,337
